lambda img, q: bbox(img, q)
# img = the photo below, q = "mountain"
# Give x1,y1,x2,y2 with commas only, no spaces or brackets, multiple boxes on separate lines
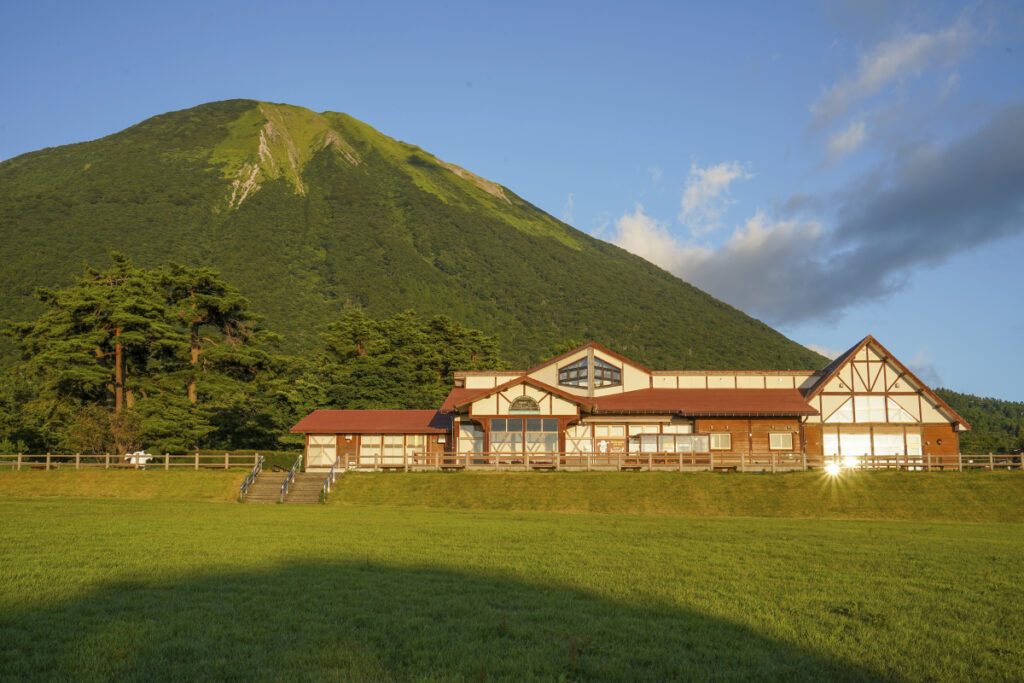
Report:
0,99,826,370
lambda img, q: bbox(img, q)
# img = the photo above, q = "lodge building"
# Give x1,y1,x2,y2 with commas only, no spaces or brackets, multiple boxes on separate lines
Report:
291,336,969,471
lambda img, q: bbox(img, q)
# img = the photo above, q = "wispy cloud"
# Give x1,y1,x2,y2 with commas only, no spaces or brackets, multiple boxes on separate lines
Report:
679,161,751,234
811,18,973,129
614,104,1024,325
826,120,867,162
805,344,844,360
562,192,574,224
649,166,663,183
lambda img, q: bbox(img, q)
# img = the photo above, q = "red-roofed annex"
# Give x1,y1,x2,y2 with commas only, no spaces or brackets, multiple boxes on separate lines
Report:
291,338,969,471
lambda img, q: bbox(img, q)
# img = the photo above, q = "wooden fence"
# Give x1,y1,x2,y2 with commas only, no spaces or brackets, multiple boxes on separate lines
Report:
325,451,1024,473
0,453,261,471
2,451,1020,473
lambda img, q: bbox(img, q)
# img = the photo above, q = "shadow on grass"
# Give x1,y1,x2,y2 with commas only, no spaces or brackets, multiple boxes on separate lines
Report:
1,562,886,681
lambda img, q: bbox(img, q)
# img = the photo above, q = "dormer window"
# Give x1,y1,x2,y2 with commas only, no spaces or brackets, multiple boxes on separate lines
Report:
558,358,588,388
593,358,621,387
558,356,621,388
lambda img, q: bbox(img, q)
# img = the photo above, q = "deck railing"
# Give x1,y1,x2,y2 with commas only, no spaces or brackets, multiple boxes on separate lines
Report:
0,452,262,471
238,455,265,500
323,450,1024,473
320,455,342,502
280,455,303,503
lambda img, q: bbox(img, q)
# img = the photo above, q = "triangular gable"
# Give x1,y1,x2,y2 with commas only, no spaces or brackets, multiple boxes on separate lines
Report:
450,375,595,411
524,341,651,376
805,335,970,429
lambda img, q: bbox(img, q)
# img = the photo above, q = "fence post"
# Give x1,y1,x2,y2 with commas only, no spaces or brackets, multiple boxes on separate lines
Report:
165,453,170,470
771,452,776,474
224,452,229,470
927,453,932,472
647,452,652,472
104,453,109,469
617,452,622,471
17,453,22,471
135,453,140,469
739,452,745,473
586,452,591,472
957,453,962,472
46,453,51,470
404,451,408,472
76,453,81,470
194,452,199,471
801,451,806,471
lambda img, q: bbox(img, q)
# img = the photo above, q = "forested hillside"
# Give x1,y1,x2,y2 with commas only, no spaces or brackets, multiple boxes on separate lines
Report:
936,389,1024,454
0,100,825,371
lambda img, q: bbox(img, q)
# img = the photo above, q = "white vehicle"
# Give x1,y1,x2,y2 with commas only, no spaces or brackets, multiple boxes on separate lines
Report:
124,450,154,468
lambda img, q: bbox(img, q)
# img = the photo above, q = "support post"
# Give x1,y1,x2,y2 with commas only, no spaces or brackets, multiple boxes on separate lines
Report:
224,452,229,470
17,453,22,471
404,451,408,472
771,452,776,474
46,453,51,471
957,453,962,472
801,451,806,471
194,452,199,471
105,454,110,470
739,452,745,473
617,451,622,472
586,452,591,472
76,453,81,470
989,453,994,470
648,452,652,472
927,453,932,472
165,453,170,470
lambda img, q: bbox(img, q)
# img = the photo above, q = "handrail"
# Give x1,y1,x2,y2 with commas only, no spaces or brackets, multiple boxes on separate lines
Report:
320,455,342,503
238,455,265,501
280,455,303,503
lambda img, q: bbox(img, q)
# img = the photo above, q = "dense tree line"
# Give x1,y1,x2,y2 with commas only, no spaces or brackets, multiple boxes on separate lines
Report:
936,389,1024,455
0,257,503,454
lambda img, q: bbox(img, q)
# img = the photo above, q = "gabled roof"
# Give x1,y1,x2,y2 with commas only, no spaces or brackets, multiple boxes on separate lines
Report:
804,335,970,429
590,389,817,416
291,410,450,434
441,375,594,412
524,341,652,375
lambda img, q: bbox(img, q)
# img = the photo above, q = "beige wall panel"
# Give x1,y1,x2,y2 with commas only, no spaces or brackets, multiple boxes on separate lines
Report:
550,396,578,416
765,375,796,389
653,375,676,388
891,394,921,420
470,395,498,416
593,384,627,397
529,365,559,387
823,377,849,392
708,375,737,388
839,365,854,388
464,376,497,389
521,385,547,403
883,361,902,390
856,347,870,361
678,375,707,388
737,375,765,389
852,363,868,392
865,346,887,363
920,398,949,423
622,365,650,392
820,394,849,421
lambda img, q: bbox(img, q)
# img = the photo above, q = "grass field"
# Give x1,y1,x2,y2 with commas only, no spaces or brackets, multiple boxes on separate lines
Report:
1,470,1023,681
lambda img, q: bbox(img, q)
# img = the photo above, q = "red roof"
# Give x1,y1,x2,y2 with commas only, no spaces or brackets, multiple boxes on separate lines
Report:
291,410,450,434
441,376,593,411
590,389,818,416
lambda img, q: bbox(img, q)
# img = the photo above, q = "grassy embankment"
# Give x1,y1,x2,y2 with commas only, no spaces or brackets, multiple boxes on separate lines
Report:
1,470,1022,680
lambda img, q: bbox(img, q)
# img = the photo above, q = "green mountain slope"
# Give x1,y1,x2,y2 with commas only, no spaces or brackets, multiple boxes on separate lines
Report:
0,99,826,370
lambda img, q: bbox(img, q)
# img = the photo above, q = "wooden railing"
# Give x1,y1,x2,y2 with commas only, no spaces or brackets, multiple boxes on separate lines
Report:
327,451,1023,473
0,453,262,471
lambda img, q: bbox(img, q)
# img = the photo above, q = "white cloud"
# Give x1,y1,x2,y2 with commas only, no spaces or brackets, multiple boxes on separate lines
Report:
811,18,972,127
612,204,682,271
805,344,844,360
826,120,867,161
562,192,574,224
679,161,751,234
939,71,960,100
649,166,663,183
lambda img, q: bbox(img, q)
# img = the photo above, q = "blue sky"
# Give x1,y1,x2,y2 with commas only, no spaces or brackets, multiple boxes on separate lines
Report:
2,1,1023,400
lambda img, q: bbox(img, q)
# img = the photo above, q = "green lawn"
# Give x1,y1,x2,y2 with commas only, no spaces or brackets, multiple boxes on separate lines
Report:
1,472,1022,680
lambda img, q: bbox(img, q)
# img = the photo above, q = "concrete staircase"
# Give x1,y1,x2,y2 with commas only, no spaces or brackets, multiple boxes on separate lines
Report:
244,471,289,503
243,471,325,504
283,472,323,504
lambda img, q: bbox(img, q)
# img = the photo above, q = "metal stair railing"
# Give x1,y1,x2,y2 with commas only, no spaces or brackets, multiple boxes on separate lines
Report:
280,455,303,503
320,455,342,503
238,455,265,501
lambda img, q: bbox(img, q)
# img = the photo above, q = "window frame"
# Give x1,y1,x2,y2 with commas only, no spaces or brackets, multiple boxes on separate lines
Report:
709,433,732,450
769,432,793,450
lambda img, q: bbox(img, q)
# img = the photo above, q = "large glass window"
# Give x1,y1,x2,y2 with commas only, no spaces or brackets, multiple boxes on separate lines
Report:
492,418,557,453
887,398,916,422
558,358,588,388
769,433,793,450
458,422,483,454
710,433,732,450
854,396,886,422
593,358,621,387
